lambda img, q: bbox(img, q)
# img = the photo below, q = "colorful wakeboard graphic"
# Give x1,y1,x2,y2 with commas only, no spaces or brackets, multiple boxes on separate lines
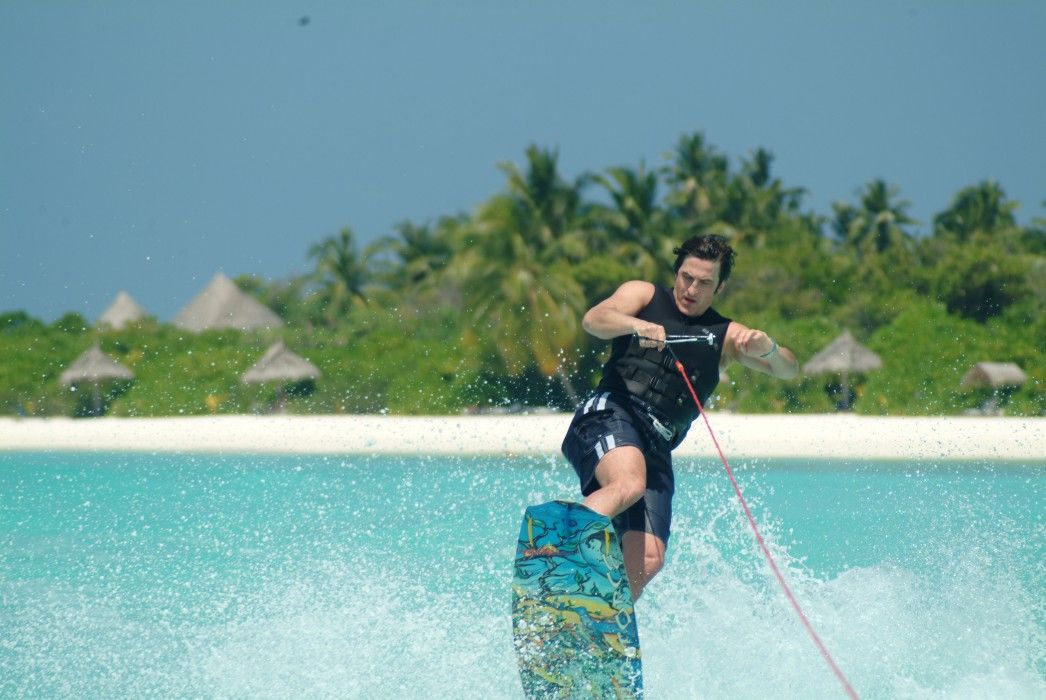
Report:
511,500,642,698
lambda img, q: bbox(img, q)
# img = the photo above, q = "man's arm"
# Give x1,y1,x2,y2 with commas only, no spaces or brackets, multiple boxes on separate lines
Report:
582,281,663,347
724,322,799,379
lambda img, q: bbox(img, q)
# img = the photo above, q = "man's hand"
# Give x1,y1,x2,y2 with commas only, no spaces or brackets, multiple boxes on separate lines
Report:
729,325,798,379
734,328,776,358
633,321,666,350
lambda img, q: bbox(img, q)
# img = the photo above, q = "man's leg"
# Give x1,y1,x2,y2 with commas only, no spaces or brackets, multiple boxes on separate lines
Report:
583,445,646,521
621,530,665,600
582,445,665,600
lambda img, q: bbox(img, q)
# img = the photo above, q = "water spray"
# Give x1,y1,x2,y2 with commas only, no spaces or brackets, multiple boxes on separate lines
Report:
655,337,860,699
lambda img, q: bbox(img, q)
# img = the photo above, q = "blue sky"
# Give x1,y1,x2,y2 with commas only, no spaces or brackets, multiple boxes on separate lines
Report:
2,2,1044,322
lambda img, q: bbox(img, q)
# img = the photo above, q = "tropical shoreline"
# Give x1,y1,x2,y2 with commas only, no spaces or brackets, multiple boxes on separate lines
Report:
1,414,1043,461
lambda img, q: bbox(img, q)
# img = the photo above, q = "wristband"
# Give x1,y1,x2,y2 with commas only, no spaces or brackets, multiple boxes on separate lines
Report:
759,341,779,359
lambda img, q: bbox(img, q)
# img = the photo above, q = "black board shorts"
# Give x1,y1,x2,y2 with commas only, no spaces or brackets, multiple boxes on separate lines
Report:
560,391,675,544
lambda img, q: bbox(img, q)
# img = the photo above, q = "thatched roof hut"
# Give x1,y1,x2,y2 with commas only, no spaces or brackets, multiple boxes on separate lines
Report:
960,362,1027,389
802,330,883,375
60,345,134,385
802,330,882,410
242,341,321,384
173,273,283,333
98,291,147,329
59,345,135,416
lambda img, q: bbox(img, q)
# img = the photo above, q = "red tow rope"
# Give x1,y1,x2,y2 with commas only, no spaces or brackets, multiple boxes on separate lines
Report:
672,358,860,699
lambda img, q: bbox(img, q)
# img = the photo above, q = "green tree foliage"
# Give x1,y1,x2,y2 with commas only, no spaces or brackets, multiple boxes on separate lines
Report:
832,179,917,258
827,180,924,334
592,162,672,280
3,134,1043,416
372,218,457,291
451,146,591,403
933,180,1018,243
921,182,1032,322
307,227,375,327
723,148,809,248
1023,204,1046,255
52,312,90,334
234,274,312,326
932,237,1030,323
663,132,730,232
1,311,45,333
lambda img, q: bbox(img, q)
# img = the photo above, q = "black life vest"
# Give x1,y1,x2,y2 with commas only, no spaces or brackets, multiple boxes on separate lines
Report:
596,286,731,435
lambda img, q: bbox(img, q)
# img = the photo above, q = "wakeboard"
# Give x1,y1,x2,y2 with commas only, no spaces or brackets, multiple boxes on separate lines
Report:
511,500,642,698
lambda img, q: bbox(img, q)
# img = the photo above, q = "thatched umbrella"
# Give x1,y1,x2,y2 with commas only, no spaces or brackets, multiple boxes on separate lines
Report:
802,329,882,410
98,291,147,329
960,362,1027,389
960,361,1027,415
242,341,321,412
173,273,283,333
59,344,135,416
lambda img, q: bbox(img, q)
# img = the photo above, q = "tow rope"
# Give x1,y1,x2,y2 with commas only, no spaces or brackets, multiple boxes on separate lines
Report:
662,339,859,699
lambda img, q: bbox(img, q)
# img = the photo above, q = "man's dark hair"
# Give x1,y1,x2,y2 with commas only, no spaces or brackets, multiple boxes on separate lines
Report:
672,234,736,287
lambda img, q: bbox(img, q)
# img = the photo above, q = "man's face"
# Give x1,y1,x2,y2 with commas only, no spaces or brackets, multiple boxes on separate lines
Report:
672,256,722,316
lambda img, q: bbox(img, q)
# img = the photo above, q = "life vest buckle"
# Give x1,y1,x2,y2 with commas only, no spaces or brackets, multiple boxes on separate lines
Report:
643,409,676,443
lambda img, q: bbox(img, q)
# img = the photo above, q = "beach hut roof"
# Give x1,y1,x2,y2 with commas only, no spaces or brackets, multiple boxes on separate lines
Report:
59,345,135,385
98,291,147,329
802,329,883,375
242,340,321,384
960,362,1027,389
173,273,283,333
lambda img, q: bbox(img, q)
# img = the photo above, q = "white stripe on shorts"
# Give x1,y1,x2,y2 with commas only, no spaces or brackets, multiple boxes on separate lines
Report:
594,433,617,461
585,392,615,461
582,391,609,415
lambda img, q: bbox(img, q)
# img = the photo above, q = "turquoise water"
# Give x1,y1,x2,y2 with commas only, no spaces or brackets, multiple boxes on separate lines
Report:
1,451,1043,698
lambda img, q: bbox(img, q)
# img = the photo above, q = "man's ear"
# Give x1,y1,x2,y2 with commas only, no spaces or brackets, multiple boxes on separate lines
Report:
714,280,726,295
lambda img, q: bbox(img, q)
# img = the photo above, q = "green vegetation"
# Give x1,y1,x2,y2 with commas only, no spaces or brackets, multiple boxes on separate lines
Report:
2,133,1043,417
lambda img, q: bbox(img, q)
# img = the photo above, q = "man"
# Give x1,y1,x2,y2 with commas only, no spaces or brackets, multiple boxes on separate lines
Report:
561,234,798,599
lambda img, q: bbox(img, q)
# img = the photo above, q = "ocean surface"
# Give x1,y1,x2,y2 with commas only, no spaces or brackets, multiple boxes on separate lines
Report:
1,451,1043,698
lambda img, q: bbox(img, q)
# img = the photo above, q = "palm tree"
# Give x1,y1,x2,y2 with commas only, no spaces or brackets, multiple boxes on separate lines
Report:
371,216,459,292
592,162,672,279
832,179,916,257
925,182,1031,321
455,216,585,403
724,148,808,247
744,149,805,216
496,144,595,257
307,227,372,327
662,132,730,230
450,146,591,404
933,180,1019,242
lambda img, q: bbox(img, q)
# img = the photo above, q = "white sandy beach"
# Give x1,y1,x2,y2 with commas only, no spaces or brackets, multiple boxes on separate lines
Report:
0,413,1042,460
